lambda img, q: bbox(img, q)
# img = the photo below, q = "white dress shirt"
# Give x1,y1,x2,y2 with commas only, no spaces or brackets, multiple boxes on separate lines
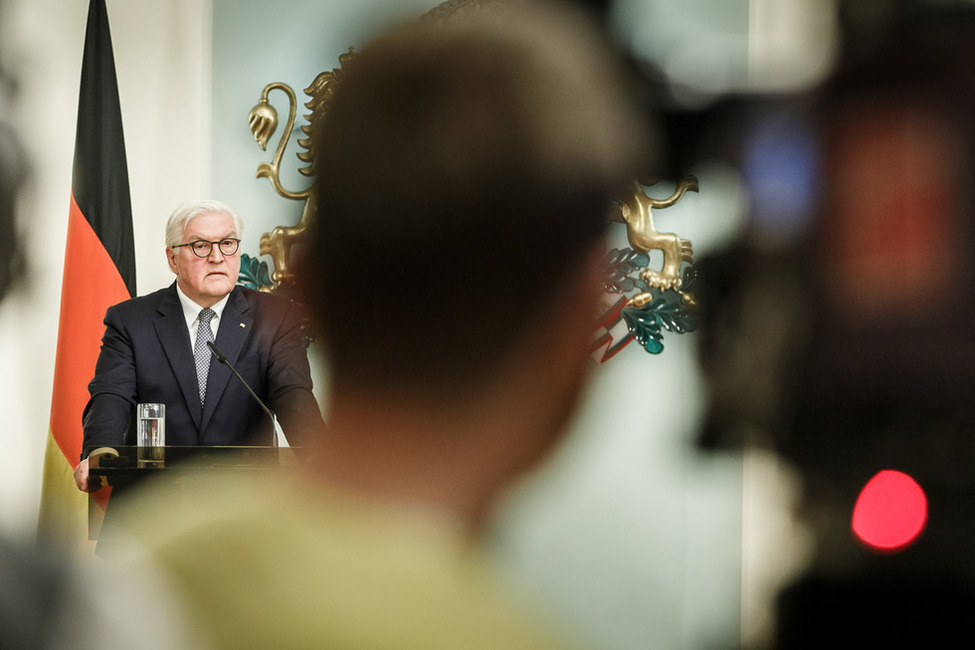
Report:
174,284,231,353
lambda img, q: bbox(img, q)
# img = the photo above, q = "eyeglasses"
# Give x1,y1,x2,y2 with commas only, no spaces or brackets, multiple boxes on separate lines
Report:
172,238,241,258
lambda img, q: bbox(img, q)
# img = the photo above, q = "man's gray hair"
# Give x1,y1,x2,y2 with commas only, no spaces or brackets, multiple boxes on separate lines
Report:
165,199,243,247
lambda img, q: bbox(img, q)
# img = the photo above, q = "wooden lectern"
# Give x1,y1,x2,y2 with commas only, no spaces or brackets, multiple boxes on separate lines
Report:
87,446,298,541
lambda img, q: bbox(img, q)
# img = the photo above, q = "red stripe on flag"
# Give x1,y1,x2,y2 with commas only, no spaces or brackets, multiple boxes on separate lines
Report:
48,192,130,466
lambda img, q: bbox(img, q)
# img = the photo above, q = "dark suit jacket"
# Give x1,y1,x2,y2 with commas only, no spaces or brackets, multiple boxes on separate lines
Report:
82,283,323,456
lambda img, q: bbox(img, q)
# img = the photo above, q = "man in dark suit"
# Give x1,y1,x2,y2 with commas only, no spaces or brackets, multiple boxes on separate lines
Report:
73,199,322,492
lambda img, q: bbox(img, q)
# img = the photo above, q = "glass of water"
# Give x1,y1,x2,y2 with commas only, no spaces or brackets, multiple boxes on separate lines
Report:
137,402,165,467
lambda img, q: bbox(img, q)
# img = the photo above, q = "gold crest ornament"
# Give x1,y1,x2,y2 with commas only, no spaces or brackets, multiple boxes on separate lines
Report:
595,179,700,360
246,48,353,289
614,178,698,308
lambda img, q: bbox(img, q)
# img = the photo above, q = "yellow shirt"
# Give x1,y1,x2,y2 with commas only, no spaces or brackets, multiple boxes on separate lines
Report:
109,465,569,649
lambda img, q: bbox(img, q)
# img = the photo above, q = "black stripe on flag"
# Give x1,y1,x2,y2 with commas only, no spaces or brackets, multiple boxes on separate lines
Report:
71,0,136,298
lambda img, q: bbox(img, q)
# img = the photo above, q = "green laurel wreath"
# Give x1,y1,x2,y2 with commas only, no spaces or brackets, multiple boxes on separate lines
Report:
604,248,699,354
237,253,273,290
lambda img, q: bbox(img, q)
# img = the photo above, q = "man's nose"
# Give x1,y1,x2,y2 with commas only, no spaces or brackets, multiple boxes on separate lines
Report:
208,245,224,261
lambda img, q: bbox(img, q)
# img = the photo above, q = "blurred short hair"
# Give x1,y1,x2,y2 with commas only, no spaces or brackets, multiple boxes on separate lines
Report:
303,1,654,397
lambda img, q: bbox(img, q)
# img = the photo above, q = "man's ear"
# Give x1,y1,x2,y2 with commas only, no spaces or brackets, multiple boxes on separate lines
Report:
166,247,178,275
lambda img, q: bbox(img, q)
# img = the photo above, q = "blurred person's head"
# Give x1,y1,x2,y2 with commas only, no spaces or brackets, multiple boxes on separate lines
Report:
298,0,654,525
303,0,651,403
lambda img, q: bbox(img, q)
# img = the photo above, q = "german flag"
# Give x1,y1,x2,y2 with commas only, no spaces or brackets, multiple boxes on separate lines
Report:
37,0,135,553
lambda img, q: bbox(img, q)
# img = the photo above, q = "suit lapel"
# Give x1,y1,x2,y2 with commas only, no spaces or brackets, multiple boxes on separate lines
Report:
201,287,253,432
154,283,203,431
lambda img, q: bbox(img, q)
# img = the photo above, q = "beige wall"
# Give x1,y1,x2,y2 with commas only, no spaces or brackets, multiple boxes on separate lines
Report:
0,0,211,538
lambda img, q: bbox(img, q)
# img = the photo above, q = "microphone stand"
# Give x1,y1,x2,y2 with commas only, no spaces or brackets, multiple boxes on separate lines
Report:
207,340,289,450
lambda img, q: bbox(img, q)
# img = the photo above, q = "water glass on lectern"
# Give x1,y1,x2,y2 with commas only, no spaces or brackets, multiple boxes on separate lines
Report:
137,402,165,467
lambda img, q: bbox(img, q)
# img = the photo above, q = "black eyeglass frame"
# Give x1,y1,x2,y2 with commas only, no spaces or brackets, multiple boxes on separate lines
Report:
171,238,241,258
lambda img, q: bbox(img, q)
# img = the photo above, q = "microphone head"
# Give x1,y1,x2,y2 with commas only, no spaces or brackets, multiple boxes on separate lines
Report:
206,340,228,364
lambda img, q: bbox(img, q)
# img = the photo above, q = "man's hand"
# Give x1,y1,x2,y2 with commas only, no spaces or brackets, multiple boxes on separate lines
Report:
73,457,97,492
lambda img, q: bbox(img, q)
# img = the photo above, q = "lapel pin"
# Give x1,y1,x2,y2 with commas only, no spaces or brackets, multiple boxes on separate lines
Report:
239,322,246,328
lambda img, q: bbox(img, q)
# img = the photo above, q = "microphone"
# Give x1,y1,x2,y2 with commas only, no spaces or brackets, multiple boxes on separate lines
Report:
206,340,287,448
